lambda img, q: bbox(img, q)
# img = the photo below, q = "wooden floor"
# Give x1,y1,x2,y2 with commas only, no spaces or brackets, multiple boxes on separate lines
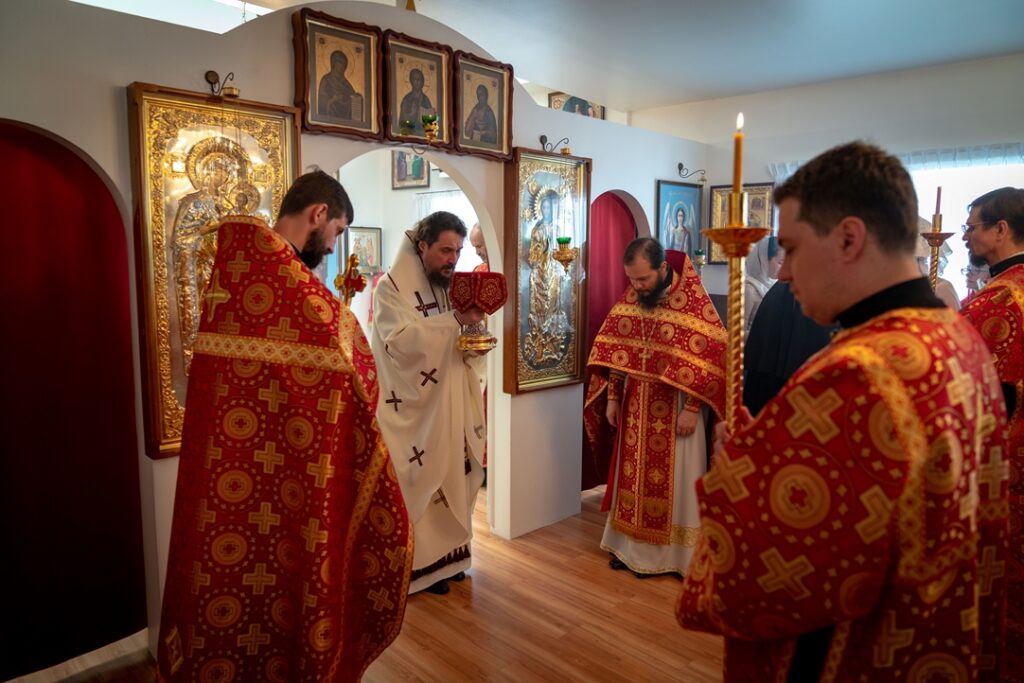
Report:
364,487,724,682
59,488,723,683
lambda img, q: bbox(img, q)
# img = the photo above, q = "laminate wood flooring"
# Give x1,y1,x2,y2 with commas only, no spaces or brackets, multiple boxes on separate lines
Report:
364,487,724,682
44,488,723,683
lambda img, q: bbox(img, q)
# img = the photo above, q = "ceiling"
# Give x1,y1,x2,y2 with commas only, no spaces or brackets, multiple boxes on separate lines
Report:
75,0,1024,111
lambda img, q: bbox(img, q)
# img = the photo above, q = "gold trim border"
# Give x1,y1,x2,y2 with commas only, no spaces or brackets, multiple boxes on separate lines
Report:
194,333,352,374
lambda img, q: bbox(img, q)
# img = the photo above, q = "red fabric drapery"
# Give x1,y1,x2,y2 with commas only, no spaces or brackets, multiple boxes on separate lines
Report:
582,192,636,490
0,121,144,679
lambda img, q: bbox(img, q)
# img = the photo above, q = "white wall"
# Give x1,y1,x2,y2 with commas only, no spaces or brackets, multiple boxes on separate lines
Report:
0,0,707,662
633,52,1024,294
633,52,1024,167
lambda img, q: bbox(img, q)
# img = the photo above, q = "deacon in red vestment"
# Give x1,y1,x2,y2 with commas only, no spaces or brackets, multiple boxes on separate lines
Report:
960,186,1024,682
678,143,1010,682
585,239,726,576
157,171,412,683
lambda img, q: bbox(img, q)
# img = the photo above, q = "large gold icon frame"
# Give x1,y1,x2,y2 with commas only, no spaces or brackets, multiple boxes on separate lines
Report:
503,148,591,394
127,82,300,459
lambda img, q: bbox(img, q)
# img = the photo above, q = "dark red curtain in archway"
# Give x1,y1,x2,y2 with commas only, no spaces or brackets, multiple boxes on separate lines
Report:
582,192,636,490
0,121,145,679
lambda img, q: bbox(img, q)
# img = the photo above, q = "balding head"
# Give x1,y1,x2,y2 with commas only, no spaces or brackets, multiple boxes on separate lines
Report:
469,223,488,264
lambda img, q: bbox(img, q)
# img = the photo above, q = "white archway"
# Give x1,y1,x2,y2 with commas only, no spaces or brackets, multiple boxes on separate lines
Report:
335,147,510,534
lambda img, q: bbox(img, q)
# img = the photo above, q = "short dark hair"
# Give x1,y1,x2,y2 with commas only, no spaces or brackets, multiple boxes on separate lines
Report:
623,237,665,269
414,211,467,247
969,187,1024,242
773,141,918,254
278,169,354,224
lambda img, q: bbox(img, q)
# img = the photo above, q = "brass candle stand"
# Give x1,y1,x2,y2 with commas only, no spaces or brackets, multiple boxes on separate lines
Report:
703,191,769,431
920,212,953,291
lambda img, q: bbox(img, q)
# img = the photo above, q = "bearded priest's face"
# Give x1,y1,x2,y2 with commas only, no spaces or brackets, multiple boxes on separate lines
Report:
625,257,671,309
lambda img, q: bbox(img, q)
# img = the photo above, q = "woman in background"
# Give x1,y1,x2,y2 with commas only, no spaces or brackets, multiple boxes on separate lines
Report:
744,235,783,333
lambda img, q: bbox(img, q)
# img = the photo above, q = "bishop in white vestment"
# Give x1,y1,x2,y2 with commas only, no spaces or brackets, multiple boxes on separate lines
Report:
371,212,487,595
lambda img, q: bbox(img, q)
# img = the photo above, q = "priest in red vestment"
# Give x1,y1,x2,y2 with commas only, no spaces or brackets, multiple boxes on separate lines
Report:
584,238,726,576
677,143,1010,682
157,171,412,683
960,185,1024,682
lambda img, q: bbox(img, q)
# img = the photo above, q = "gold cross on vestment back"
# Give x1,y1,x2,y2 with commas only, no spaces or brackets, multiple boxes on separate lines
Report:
203,273,231,322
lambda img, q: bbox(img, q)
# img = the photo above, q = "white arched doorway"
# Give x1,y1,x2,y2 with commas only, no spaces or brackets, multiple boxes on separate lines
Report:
582,189,650,490
335,148,503,529
0,119,145,679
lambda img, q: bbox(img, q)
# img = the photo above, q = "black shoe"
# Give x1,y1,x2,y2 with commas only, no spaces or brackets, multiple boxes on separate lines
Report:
424,580,450,595
609,558,628,571
449,571,466,582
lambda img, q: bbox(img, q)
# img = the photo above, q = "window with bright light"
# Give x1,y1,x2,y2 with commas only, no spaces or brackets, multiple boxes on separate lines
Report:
912,164,1024,301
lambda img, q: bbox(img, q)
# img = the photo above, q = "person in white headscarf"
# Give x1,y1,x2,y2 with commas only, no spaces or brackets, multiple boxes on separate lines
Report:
744,235,783,332
915,217,960,311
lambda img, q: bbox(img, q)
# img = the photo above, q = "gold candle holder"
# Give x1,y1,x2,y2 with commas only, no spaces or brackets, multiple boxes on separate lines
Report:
422,115,439,142
692,248,707,275
921,216,953,292
727,192,748,228
703,190,768,431
553,236,578,273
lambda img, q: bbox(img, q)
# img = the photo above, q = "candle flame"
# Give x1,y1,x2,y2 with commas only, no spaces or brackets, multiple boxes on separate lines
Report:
736,113,744,131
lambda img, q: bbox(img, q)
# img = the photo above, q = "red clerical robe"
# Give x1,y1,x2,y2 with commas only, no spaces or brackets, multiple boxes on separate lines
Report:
677,307,1010,682
962,261,1024,682
584,262,727,550
157,217,412,683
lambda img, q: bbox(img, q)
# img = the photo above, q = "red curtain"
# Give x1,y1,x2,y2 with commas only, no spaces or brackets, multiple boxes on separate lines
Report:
0,121,145,679
582,192,636,490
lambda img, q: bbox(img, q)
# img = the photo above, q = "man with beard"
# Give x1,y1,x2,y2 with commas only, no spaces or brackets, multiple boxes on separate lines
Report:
158,170,413,682
583,238,726,577
371,211,488,595
959,185,1024,681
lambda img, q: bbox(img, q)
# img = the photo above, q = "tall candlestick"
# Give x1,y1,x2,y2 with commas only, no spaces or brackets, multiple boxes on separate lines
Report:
933,187,942,233
732,113,744,193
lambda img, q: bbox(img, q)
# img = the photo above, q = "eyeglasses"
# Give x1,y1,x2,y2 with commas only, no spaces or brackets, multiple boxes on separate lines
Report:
961,221,991,234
